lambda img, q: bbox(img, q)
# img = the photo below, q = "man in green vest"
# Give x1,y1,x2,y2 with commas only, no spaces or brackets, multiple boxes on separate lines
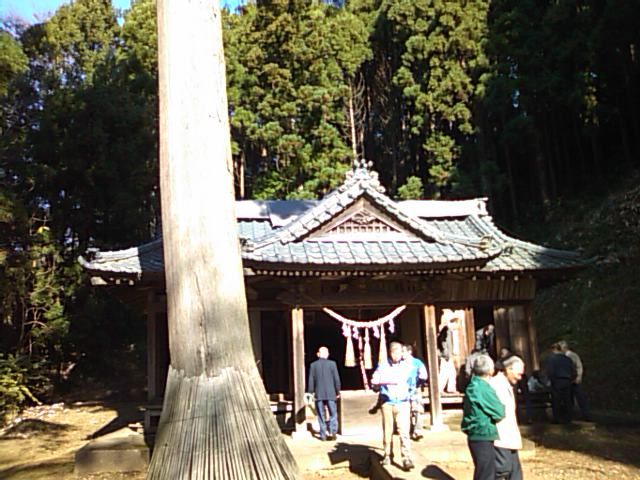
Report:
461,354,505,480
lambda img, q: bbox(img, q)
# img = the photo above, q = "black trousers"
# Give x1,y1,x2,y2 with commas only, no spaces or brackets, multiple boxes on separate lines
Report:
468,440,496,480
551,380,572,423
571,383,590,420
495,447,523,480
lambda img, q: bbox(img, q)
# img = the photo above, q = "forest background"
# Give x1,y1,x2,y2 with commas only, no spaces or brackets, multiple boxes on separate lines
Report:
0,0,638,420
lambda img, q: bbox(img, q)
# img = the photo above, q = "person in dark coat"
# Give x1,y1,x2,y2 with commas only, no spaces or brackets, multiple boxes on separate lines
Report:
546,342,576,424
475,324,495,357
559,340,591,421
307,346,341,441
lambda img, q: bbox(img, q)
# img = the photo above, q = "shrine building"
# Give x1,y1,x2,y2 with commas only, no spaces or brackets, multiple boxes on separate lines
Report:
79,164,585,436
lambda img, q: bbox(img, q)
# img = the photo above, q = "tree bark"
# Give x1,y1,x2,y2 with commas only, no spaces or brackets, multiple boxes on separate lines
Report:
532,127,550,207
149,0,299,478
348,82,358,162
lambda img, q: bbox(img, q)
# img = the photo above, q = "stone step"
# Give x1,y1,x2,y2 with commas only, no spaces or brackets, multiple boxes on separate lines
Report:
74,428,149,475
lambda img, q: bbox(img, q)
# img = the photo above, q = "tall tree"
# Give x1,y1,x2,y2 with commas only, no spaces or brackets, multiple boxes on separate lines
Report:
353,0,489,197
224,1,370,199
148,0,299,478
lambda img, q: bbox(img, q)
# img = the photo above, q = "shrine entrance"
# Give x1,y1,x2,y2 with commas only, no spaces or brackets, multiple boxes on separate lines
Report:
304,308,407,391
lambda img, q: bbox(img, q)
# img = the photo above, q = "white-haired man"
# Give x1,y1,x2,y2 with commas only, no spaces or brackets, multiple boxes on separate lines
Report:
490,354,525,480
461,354,505,480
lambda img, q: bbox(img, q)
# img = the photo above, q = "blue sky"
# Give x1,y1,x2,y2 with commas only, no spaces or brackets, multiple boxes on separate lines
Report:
1,0,242,24
1,0,132,23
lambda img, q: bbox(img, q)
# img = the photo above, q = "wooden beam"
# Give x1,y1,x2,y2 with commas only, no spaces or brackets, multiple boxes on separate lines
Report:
291,308,307,435
423,305,445,430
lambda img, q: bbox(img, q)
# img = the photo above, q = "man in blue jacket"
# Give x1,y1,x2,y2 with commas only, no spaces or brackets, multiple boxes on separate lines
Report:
308,346,341,441
372,341,415,471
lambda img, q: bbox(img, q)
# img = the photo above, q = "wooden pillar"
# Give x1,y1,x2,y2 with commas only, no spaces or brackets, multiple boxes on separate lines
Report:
525,304,540,371
145,290,167,434
291,307,307,436
249,309,263,376
146,290,158,402
507,305,534,374
423,305,446,430
464,308,476,353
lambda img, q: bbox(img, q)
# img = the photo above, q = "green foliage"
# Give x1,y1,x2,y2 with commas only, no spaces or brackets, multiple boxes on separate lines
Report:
531,171,640,415
0,225,73,363
67,290,145,381
0,31,28,97
535,265,640,414
357,0,489,195
224,1,370,199
479,0,640,222
0,354,42,422
0,0,158,410
396,176,424,200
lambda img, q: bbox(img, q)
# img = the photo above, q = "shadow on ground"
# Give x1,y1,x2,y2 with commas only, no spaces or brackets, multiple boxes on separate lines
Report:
421,465,457,479
82,401,143,440
326,442,375,477
0,456,72,480
522,421,640,469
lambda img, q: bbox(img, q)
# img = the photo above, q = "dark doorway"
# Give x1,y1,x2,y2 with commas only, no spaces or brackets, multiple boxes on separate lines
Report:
261,311,290,394
473,306,496,359
304,308,404,391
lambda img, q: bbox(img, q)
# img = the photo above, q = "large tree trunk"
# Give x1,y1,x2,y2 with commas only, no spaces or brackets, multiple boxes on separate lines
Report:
148,0,300,478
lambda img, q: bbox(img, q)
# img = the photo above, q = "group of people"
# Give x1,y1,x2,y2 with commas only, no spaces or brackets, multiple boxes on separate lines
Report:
462,338,589,479
462,353,526,480
307,336,589,478
545,340,590,423
307,341,427,471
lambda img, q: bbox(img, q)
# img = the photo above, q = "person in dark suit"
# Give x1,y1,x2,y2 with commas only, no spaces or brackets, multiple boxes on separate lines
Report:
546,342,576,424
307,346,341,441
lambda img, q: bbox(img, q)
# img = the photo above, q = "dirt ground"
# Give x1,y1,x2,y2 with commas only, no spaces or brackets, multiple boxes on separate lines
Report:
1,402,639,479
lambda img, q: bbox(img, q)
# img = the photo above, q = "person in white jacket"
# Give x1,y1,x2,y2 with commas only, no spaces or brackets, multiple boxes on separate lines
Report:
490,355,525,480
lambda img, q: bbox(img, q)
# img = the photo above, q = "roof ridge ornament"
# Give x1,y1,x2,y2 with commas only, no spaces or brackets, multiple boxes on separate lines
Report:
343,158,385,194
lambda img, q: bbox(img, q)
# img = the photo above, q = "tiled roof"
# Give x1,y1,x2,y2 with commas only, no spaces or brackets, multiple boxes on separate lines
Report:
79,165,585,277
427,217,585,272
